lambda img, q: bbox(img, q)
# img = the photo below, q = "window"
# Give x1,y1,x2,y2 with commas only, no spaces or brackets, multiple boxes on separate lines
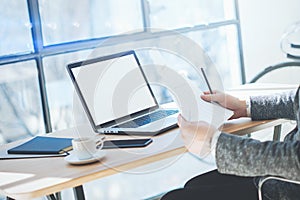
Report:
0,61,43,143
0,0,244,142
0,0,33,56
43,50,92,130
39,0,144,45
148,0,235,29
186,25,242,87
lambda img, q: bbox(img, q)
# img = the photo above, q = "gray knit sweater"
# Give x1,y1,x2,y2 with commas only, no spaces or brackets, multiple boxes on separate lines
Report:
216,88,300,200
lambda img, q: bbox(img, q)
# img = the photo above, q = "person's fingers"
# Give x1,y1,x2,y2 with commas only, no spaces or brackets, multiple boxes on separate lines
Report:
203,91,211,95
201,94,213,102
203,90,218,94
202,92,226,103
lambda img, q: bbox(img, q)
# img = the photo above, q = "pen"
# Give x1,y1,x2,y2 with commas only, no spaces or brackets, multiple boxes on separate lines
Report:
200,67,222,106
200,68,213,94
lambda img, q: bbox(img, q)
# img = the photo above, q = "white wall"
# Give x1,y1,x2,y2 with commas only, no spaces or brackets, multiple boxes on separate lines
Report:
238,0,300,82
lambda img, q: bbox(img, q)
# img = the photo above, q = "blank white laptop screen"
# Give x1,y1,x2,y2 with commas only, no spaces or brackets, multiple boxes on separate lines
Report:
71,53,157,126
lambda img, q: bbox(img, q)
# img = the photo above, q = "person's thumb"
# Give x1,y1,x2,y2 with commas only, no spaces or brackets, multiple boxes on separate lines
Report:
177,114,188,127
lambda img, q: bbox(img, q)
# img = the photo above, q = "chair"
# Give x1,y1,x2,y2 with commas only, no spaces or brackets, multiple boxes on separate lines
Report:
250,20,300,84
280,20,300,60
249,61,300,84
258,176,300,200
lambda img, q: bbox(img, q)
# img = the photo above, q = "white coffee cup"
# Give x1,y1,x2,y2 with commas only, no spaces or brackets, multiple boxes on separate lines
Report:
71,137,104,160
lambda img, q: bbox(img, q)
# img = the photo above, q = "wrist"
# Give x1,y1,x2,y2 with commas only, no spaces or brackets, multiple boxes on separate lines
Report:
239,99,248,117
210,130,221,158
245,98,251,117
210,130,221,149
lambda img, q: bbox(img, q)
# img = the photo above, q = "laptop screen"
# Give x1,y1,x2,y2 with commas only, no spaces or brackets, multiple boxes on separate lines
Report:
69,51,158,127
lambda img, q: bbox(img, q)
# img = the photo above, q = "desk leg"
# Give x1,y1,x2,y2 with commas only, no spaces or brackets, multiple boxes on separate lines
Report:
273,124,282,141
55,192,62,200
46,194,58,200
73,185,86,200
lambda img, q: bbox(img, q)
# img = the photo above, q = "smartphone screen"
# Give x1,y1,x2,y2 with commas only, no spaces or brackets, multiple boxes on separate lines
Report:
103,138,152,149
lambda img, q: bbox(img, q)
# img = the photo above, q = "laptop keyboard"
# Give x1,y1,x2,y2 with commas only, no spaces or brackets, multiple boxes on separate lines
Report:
113,109,179,128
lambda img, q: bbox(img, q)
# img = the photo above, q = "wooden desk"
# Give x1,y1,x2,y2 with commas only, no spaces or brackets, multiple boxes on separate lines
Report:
0,118,285,200
222,118,287,136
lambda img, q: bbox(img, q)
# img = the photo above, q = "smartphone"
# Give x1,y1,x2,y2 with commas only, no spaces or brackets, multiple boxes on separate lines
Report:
103,138,153,149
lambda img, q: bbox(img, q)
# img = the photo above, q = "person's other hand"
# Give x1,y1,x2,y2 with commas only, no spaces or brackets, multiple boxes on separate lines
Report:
201,91,247,119
178,114,218,157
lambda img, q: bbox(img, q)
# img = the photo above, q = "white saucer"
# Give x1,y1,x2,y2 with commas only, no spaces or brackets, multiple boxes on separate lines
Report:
64,150,106,165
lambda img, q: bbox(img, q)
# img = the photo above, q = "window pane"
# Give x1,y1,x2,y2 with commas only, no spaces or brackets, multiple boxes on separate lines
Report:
136,49,210,104
43,50,93,131
135,25,241,104
186,25,242,88
148,0,236,30
0,0,33,56
0,61,44,144
39,0,144,45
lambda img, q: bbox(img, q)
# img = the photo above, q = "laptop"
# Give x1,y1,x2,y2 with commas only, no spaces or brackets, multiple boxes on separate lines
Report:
66,50,179,136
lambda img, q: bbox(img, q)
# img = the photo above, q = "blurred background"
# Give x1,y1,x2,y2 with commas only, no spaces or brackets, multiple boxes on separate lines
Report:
0,0,300,199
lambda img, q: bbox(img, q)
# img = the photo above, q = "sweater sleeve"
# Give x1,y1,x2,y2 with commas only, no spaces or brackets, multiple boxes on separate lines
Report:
250,89,297,120
215,133,300,181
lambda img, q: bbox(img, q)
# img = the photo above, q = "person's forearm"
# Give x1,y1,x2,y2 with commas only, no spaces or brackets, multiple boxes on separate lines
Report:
215,133,300,181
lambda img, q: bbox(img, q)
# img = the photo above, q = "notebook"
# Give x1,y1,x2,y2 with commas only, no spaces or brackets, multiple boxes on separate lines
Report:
7,136,73,155
67,50,179,136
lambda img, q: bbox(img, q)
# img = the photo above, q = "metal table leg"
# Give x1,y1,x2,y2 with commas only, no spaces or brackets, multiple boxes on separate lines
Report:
46,194,58,200
73,185,86,200
273,124,282,141
55,192,62,200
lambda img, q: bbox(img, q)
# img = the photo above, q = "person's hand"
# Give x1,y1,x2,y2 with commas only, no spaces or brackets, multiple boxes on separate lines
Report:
178,114,218,157
201,91,247,119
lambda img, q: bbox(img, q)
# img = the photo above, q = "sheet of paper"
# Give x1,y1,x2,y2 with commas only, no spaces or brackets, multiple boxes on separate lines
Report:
173,82,233,128
183,99,233,128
